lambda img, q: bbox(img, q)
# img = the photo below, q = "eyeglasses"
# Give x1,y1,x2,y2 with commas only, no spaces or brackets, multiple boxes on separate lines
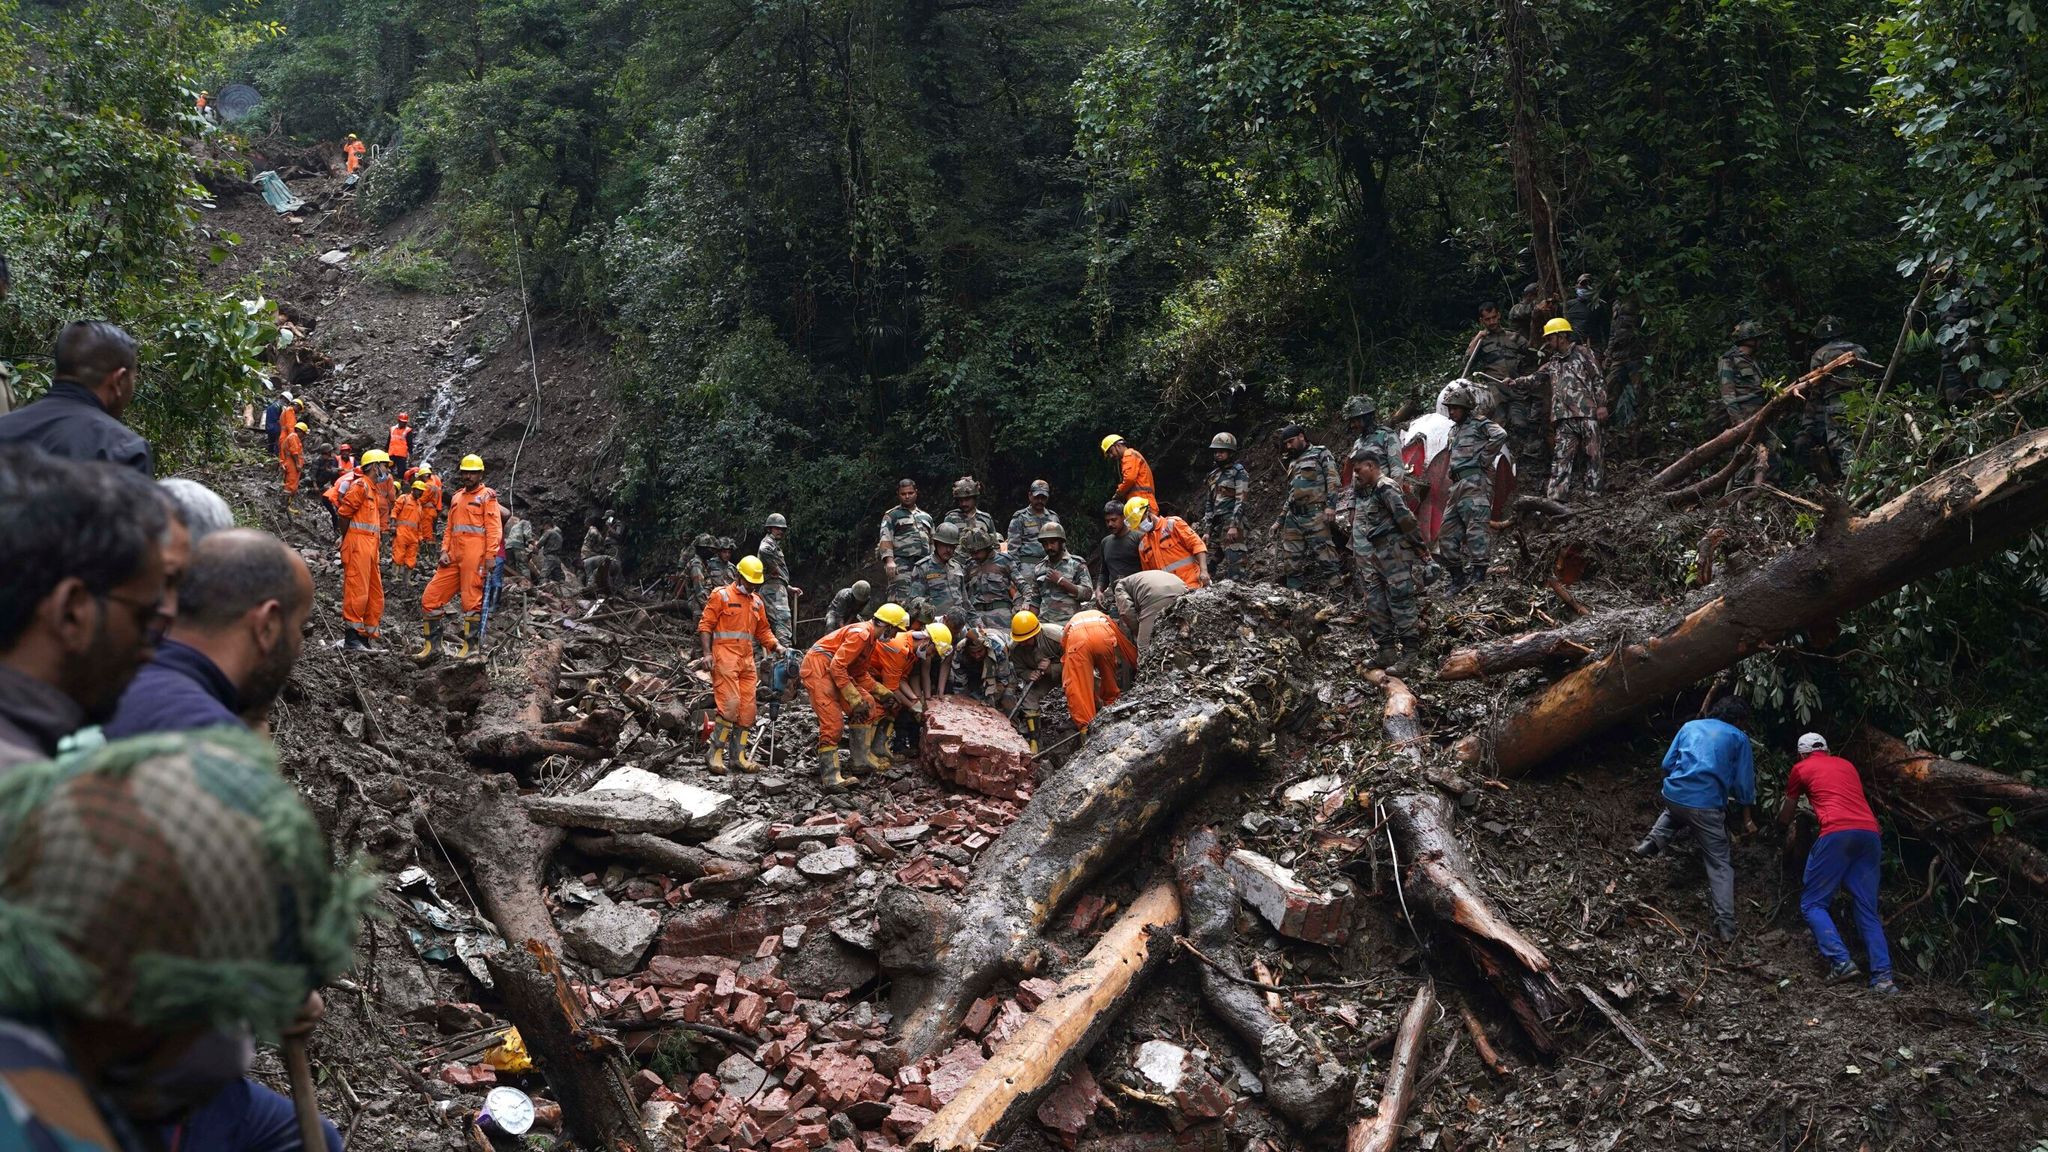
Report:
100,590,171,644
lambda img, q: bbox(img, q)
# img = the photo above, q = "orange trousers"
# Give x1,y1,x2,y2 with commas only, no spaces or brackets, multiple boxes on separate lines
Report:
282,459,301,495
392,524,423,569
711,645,760,727
1062,615,1136,728
801,649,867,746
422,545,487,617
341,530,385,638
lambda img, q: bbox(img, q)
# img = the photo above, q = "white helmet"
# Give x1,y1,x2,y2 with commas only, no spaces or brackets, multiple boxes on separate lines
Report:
1797,732,1829,755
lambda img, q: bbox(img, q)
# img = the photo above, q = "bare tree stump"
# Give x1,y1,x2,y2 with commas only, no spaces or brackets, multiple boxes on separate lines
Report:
464,639,623,770
426,771,565,956
1436,601,1700,682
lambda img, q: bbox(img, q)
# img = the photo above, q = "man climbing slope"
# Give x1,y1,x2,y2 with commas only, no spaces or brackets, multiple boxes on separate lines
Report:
336,448,391,650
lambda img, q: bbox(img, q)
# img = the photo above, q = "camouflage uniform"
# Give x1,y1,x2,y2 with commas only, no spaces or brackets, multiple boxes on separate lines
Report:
1006,506,1060,585
1349,474,1424,643
758,532,794,647
1276,442,1344,590
705,547,738,589
1438,412,1509,587
1200,459,1251,581
1349,426,1409,487
878,503,935,603
910,552,967,624
1027,553,1093,624
1803,337,1867,476
1605,304,1646,430
1472,326,1532,425
943,507,997,538
1717,344,1766,426
1511,342,1604,501
963,548,1020,631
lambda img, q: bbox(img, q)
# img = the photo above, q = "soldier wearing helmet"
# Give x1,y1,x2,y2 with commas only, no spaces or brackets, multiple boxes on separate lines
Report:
757,512,801,649
1271,424,1343,591
908,521,967,625
1719,320,1768,427
1200,432,1251,582
942,476,996,538
1802,316,1869,480
1342,395,1408,489
1006,479,1061,587
960,527,1019,631
1436,382,1510,592
1505,316,1607,502
1025,521,1092,624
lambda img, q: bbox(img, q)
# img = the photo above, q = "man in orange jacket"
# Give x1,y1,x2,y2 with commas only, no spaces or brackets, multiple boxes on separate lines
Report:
697,556,783,773
279,420,306,513
801,603,909,791
337,449,392,650
409,462,444,567
864,621,953,767
372,465,397,548
1102,434,1158,512
1127,496,1210,589
386,412,411,479
414,453,501,660
1060,608,1137,729
343,133,366,174
390,480,428,581
277,395,297,458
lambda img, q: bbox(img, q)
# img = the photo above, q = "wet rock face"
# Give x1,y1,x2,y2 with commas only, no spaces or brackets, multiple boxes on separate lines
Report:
921,696,1037,800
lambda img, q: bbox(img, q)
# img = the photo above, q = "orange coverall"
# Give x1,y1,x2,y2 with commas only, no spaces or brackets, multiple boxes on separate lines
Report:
387,423,411,471
1137,515,1208,589
1114,446,1157,509
870,631,918,726
698,583,781,727
277,404,296,455
421,482,503,618
344,139,366,173
279,429,303,495
1061,610,1136,728
800,620,885,746
373,474,397,540
335,473,385,639
390,493,427,570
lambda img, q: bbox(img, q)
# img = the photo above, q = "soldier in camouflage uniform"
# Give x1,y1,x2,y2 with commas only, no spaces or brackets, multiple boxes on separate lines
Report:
1025,522,1092,623
1507,282,1541,341
678,532,713,610
1605,297,1647,448
1271,423,1344,590
1347,443,1426,667
961,528,1019,631
1718,320,1767,427
909,522,968,625
1200,433,1251,582
1437,382,1510,591
706,536,739,588
1469,303,1538,475
1507,317,1607,501
1343,396,1408,488
878,478,935,604
943,476,997,538
1802,316,1868,480
757,512,801,649
1006,479,1061,587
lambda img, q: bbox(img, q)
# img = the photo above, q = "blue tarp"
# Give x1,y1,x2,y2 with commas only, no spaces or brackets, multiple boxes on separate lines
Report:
253,169,304,214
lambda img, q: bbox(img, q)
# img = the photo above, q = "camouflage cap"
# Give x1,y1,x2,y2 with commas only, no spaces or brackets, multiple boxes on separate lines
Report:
1814,315,1845,341
717,536,735,550
1732,319,1763,342
0,728,374,1039
1029,480,1051,496
962,528,997,553
1341,395,1376,421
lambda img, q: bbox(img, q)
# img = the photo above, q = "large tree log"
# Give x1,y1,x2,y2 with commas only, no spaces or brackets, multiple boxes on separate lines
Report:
1647,351,1853,490
1343,983,1435,1152
464,639,623,770
1174,828,1353,1132
424,771,565,956
1466,429,2048,776
1436,602,1694,682
1842,726,2048,901
910,883,1181,1152
485,941,654,1152
877,587,1313,1062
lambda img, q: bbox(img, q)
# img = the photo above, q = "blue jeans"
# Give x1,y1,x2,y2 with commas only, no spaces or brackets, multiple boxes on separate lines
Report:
1801,829,1891,982
169,1077,342,1151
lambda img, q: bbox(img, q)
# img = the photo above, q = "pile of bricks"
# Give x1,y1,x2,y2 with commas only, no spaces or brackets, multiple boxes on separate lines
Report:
919,696,1037,800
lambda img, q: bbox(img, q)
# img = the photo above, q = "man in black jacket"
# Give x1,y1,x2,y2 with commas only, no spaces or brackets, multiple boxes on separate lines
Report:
0,321,152,475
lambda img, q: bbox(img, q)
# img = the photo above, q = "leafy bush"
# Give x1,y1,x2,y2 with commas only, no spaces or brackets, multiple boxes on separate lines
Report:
362,238,456,293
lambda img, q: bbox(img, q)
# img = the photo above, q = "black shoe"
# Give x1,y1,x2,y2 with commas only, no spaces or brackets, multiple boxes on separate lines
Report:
1631,838,1660,858
1827,960,1862,984
1869,978,1900,996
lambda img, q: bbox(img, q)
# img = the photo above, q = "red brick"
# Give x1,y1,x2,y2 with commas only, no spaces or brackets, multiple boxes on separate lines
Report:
657,891,839,958
1067,894,1108,934
1015,977,1059,1011
778,990,799,1013
1035,1063,1101,1135
690,1073,721,1103
757,934,781,959
755,1086,793,1121
716,968,740,997
927,1042,987,1105
882,1100,936,1140
961,997,996,1036
438,1062,496,1087
732,990,768,1033
647,954,739,986
920,697,1036,800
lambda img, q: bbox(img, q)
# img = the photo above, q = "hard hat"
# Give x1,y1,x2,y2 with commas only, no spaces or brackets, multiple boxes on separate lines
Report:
1341,395,1377,421
412,480,428,491
1012,610,1041,643
460,454,485,471
1277,423,1305,442
694,532,715,549
338,442,352,453
1542,317,1574,336
295,422,309,432
1099,434,1124,456
765,512,788,529
951,477,980,499
851,579,871,599
924,621,954,656
873,602,911,630
1350,443,1388,465
418,463,433,474
1029,479,1051,496
1814,315,1845,341
1122,496,1151,530
1038,522,1067,542
1732,319,1763,342
737,556,766,584
1797,732,1829,755
1443,382,1476,410
932,522,963,546
397,412,409,422
358,449,392,466
1209,432,1238,451
347,132,359,140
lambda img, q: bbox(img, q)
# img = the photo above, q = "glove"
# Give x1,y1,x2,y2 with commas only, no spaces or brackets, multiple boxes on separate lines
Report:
839,684,864,709
874,685,896,703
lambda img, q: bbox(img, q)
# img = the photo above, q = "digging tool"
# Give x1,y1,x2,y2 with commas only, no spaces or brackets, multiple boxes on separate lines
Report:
283,1031,325,1152
1035,728,1086,758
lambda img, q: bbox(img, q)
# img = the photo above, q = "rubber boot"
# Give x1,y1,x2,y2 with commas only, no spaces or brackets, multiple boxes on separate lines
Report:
449,615,476,659
412,618,439,661
707,719,730,775
342,628,368,652
844,725,877,776
868,720,895,767
817,744,849,792
1021,710,1041,755
736,727,760,773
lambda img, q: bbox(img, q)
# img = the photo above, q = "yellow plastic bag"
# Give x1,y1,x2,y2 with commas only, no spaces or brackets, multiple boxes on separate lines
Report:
482,1028,533,1073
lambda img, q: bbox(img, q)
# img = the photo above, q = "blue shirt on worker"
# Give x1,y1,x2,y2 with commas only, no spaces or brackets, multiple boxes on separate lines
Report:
1658,717,1755,810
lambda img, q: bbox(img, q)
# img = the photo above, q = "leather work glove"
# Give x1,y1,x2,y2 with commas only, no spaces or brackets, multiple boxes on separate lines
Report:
839,683,864,709
874,685,896,703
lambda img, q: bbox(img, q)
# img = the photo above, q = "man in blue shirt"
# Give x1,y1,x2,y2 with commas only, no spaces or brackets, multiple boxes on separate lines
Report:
1631,695,1757,942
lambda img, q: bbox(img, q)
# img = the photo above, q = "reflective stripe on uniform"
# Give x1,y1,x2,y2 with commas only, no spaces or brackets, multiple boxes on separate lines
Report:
712,630,758,642
349,520,378,532
454,524,487,535
1163,556,1195,573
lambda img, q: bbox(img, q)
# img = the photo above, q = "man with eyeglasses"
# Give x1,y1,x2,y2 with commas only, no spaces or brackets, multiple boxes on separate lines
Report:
0,445,170,774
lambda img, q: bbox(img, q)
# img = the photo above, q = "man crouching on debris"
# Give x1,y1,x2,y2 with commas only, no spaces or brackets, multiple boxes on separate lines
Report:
801,602,910,791
1631,695,1757,942
1780,732,1898,994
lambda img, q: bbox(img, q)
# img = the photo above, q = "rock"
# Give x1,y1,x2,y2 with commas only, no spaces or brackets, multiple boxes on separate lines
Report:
659,891,838,958
1036,1064,1102,1136
527,791,694,835
756,775,792,795
561,894,660,977
340,712,365,740
775,823,850,848
1223,849,1356,947
798,844,861,880
920,696,1036,800
761,865,806,891
1134,1040,1190,1093
782,932,880,999
318,248,349,265
590,766,732,833
716,1053,768,1103
703,818,772,858
1282,774,1344,805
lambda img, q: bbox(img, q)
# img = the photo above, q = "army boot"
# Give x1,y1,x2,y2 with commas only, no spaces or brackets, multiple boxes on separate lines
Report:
735,727,761,773
707,719,731,775
844,725,877,776
816,744,849,792
412,618,439,661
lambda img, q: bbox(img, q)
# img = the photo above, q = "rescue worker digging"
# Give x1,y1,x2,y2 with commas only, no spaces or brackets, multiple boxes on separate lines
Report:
869,621,953,767
336,449,391,650
1058,608,1137,731
801,602,910,791
697,556,784,774
415,454,501,660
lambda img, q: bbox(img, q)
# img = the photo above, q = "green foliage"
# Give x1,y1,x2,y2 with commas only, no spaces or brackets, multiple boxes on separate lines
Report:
361,237,456,293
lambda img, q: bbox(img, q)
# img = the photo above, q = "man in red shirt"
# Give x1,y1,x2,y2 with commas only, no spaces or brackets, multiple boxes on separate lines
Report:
1779,733,1896,994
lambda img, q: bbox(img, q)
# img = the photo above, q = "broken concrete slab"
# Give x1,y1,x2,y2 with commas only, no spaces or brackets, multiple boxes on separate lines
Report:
798,844,861,880
703,818,772,859
761,865,805,891
1223,848,1356,947
561,893,661,977
1134,1040,1190,1093
716,1053,768,1103
527,791,694,836
920,696,1036,801
590,766,733,833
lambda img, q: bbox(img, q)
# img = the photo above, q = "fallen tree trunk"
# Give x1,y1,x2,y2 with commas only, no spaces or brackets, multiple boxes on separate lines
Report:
1843,726,2048,900
566,831,756,885
1174,828,1352,1132
425,771,565,956
464,639,623,771
878,586,1312,1062
1367,670,1424,770
1343,983,1434,1152
1436,602,1692,682
911,883,1181,1152
1465,428,2048,776
1664,444,1762,508
485,941,653,1152
1648,351,1852,490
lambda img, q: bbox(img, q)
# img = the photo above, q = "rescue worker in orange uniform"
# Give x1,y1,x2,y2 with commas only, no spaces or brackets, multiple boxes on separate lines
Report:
390,480,429,580
372,464,397,547
1059,608,1137,730
800,602,910,791
411,462,444,567
343,133,366,174
1126,496,1210,589
386,412,411,479
414,454,501,660
337,449,393,650
1101,434,1158,512
277,394,297,458
321,443,358,537
865,621,953,767
697,556,784,774
279,420,306,512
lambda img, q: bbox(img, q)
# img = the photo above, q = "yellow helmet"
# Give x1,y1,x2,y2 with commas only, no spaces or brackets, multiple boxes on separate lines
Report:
1099,433,1125,456
460,454,485,472
1122,495,1151,530
736,555,766,584
295,422,309,432
873,602,911,630
358,449,392,467
924,621,954,656
417,463,433,475
1542,317,1574,336
1011,610,1041,643
412,480,428,491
